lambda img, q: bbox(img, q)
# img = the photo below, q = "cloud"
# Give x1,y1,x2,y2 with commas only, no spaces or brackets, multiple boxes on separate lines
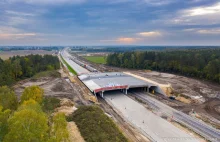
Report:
108,0,176,6
183,2,220,16
6,0,86,5
5,10,36,16
183,28,220,35
143,0,175,6
197,29,220,34
100,37,140,44
0,33,36,39
117,37,139,43
169,2,220,26
138,31,161,37
0,26,37,39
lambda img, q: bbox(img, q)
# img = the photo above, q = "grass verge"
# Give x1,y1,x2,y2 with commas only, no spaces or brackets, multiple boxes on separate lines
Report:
83,56,106,64
60,55,77,75
67,105,128,142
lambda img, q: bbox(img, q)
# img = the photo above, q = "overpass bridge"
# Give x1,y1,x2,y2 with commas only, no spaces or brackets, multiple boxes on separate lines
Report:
78,72,160,97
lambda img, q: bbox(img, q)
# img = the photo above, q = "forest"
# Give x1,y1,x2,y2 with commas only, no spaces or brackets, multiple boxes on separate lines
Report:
0,54,60,86
107,49,220,83
0,86,69,142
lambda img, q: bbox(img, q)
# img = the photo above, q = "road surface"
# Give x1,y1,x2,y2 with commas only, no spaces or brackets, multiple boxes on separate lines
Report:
132,91,220,142
105,91,200,142
60,49,90,75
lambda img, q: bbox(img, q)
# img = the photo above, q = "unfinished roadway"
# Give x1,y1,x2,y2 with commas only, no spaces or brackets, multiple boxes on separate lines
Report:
60,48,220,142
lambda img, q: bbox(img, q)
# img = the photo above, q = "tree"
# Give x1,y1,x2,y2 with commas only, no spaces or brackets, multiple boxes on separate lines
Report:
0,86,18,110
49,113,69,142
106,49,220,84
0,106,11,141
4,100,49,142
21,86,44,103
12,59,22,79
0,54,60,86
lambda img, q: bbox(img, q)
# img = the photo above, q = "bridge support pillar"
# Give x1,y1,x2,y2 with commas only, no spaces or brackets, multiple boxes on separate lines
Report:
100,91,104,98
144,87,147,92
125,89,127,95
147,87,149,93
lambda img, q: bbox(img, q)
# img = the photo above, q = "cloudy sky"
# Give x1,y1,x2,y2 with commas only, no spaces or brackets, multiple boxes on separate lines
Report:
0,0,220,45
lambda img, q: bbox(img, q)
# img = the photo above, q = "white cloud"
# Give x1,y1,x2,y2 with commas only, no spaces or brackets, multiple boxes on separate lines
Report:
6,0,86,5
138,31,161,37
169,2,220,25
183,2,220,16
143,0,174,6
0,33,36,39
7,16,31,26
0,26,21,34
0,26,37,39
6,10,36,16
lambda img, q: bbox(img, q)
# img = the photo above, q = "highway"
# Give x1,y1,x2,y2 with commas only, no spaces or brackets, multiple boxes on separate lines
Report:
132,91,220,142
105,91,200,142
60,49,90,75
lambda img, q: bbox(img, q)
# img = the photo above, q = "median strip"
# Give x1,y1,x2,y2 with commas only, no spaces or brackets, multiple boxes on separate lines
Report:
60,55,77,75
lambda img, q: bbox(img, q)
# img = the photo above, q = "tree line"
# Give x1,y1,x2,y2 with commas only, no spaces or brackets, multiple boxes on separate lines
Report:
0,86,69,142
0,54,60,86
107,49,220,83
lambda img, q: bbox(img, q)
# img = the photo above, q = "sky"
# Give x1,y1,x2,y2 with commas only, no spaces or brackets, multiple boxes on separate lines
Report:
0,0,220,46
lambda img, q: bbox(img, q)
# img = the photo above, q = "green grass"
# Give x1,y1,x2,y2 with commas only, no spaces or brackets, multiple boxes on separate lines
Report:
32,70,61,79
60,56,77,75
83,56,107,64
67,106,128,142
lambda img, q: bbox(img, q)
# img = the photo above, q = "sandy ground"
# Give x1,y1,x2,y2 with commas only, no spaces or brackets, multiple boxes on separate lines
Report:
133,71,220,122
67,122,85,142
0,50,55,60
13,71,88,107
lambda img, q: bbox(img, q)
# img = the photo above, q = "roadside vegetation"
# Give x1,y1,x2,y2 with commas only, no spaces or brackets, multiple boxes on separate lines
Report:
67,105,128,142
0,86,69,142
107,49,220,84
83,56,107,64
60,55,77,75
0,54,60,86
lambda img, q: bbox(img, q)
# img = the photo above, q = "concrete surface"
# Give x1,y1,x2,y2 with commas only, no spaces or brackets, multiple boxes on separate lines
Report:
105,91,200,142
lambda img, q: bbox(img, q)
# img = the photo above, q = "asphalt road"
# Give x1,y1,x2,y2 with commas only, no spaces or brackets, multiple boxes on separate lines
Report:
132,91,220,142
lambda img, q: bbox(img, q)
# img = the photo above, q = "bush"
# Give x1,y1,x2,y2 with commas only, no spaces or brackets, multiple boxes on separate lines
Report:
21,86,44,104
70,106,127,142
0,86,18,111
42,97,60,113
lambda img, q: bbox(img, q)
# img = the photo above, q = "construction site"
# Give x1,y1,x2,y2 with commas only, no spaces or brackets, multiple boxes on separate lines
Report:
59,48,220,142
